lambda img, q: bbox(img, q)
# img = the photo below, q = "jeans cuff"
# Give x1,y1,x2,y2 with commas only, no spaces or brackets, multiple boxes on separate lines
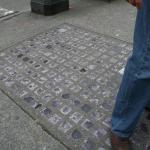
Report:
111,129,131,139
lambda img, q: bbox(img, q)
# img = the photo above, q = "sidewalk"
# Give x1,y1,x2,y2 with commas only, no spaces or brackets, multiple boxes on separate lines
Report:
0,0,149,150
0,0,136,51
0,91,67,150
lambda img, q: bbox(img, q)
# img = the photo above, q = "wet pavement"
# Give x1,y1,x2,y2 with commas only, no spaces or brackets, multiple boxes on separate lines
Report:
0,24,149,150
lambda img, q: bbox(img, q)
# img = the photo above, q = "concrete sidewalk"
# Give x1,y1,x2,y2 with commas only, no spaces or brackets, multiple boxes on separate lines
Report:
0,91,67,150
0,0,136,51
0,0,149,150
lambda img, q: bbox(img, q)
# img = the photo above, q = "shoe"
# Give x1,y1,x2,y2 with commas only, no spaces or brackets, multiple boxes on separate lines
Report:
110,132,132,150
145,107,150,112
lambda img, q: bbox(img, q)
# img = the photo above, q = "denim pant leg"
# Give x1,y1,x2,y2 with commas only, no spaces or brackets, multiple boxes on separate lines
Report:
111,63,150,138
111,0,150,138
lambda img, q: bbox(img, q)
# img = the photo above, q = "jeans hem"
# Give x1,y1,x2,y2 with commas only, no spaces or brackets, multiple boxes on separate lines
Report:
111,129,131,139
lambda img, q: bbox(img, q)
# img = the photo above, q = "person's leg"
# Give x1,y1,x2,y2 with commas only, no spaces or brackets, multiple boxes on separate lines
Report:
111,0,150,139
146,100,150,108
111,63,150,138
145,100,150,111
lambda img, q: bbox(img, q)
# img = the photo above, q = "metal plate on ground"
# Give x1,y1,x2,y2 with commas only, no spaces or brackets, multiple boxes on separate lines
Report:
0,7,17,18
0,24,149,150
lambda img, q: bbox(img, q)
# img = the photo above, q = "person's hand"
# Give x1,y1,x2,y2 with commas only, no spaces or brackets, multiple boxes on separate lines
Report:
127,0,142,9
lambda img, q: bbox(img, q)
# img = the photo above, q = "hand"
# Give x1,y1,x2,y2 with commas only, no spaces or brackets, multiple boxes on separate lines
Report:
127,0,142,9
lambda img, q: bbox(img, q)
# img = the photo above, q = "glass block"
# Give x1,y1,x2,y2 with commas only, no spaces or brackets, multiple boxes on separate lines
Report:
37,76,47,84
48,114,62,125
23,96,38,108
81,104,92,113
60,105,72,115
103,117,111,128
40,107,52,118
81,119,94,131
58,121,73,133
82,139,96,150
42,94,53,102
52,87,63,95
71,129,82,140
69,112,83,124
20,78,31,85
94,128,107,138
28,82,38,91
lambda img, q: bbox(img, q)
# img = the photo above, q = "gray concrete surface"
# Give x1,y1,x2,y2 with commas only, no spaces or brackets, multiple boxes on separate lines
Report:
0,0,147,150
0,90,67,150
0,0,30,11
0,22,149,150
0,0,136,51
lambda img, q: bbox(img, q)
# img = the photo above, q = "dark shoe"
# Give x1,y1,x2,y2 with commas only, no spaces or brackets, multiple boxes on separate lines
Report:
110,132,132,150
145,107,150,112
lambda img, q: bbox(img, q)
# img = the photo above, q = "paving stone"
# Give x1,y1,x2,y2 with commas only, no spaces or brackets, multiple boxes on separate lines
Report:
0,23,149,150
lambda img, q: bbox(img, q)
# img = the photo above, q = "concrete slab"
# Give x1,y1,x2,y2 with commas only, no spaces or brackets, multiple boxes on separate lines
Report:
0,24,149,150
0,0,30,11
0,90,68,150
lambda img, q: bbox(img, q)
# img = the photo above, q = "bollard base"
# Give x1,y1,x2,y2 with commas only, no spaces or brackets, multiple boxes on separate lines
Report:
31,0,69,15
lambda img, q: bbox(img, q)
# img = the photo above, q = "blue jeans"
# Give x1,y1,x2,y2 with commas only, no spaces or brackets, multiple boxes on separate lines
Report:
111,0,150,138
